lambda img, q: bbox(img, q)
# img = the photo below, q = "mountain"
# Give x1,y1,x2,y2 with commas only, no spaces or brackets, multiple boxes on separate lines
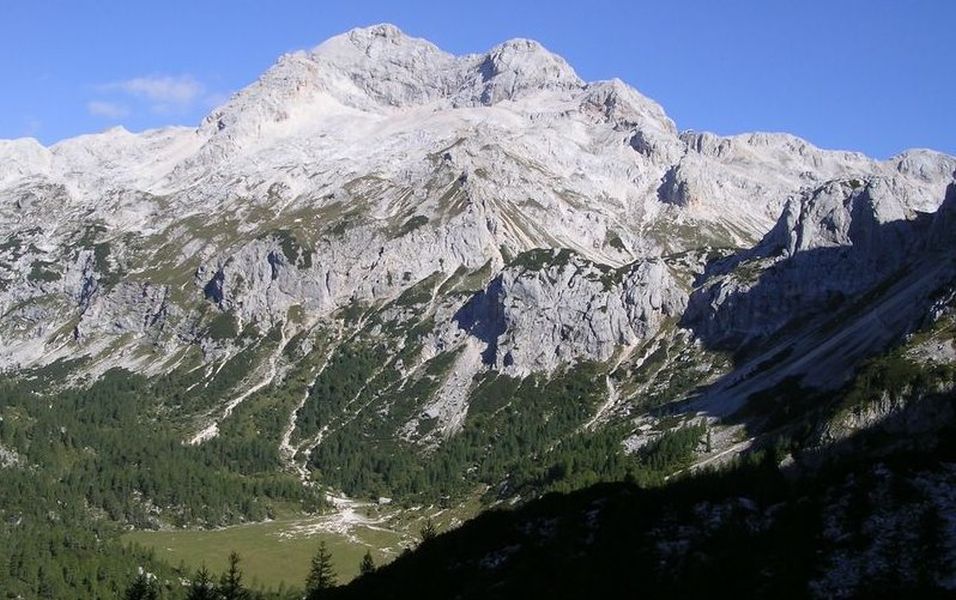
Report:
1,23,955,597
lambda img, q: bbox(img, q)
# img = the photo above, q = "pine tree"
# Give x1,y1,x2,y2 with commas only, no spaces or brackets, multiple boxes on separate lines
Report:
124,572,159,600
419,518,438,544
305,541,337,599
218,553,250,600
186,565,218,600
359,550,375,576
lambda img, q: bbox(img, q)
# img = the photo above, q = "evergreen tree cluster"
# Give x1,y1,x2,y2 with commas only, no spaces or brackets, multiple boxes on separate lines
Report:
0,365,325,596
119,545,349,600
306,356,709,503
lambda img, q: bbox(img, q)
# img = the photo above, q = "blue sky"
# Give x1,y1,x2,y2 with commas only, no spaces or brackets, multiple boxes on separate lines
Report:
2,0,953,158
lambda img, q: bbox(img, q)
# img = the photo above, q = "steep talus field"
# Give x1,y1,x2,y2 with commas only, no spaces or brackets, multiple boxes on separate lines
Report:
0,23,954,597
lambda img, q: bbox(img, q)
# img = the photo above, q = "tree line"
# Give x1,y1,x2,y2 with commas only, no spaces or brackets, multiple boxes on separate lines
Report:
122,543,380,599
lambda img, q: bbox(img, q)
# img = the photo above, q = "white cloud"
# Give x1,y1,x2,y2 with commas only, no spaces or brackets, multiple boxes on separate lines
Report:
104,75,204,106
87,100,130,119
89,74,226,119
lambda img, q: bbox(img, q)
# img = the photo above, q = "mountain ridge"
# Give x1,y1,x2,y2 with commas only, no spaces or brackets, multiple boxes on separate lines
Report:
0,22,953,497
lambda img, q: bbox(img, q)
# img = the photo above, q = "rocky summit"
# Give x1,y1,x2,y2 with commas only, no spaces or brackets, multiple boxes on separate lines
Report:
1,24,956,597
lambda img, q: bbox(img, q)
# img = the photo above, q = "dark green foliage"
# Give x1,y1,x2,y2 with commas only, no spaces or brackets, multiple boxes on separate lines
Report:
359,551,375,576
93,241,124,286
0,366,320,536
0,233,23,253
637,424,706,474
186,566,218,600
606,233,626,251
294,341,389,444
419,519,438,544
75,222,107,249
509,248,575,272
334,434,956,600
219,552,250,600
27,260,60,282
0,461,179,598
393,271,444,306
505,422,707,497
436,260,494,295
273,229,314,269
296,314,435,457
179,560,306,599
309,362,610,501
399,215,429,235
305,542,337,598
302,334,708,504
69,224,124,286
0,364,320,598
156,339,267,418
337,301,369,324
125,572,160,600
840,351,956,414
207,311,240,341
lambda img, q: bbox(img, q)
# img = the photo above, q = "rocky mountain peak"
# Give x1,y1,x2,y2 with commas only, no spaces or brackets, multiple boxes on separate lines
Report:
0,137,52,187
190,25,591,164
338,22,413,45
199,25,589,140
194,25,449,144
308,23,459,106
467,37,584,105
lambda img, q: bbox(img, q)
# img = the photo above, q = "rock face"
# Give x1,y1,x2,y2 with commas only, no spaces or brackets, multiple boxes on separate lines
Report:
455,250,687,374
0,24,954,459
684,179,956,353
75,281,173,340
